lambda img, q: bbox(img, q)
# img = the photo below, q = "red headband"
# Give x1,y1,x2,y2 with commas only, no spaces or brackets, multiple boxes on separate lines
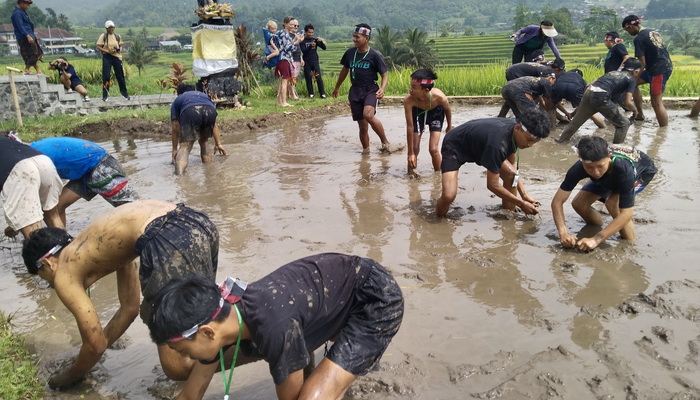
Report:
413,79,434,85
604,35,624,44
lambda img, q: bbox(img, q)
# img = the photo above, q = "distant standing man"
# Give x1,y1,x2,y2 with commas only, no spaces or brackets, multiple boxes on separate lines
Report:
403,68,453,175
333,24,391,153
510,21,561,64
622,15,673,127
96,20,130,101
0,135,63,239
11,0,43,75
170,84,227,175
436,109,551,217
300,24,327,99
551,136,656,251
30,137,139,225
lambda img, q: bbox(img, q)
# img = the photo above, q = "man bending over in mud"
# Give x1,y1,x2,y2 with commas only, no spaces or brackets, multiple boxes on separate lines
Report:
436,109,550,217
551,136,656,251
147,253,404,400
22,200,219,389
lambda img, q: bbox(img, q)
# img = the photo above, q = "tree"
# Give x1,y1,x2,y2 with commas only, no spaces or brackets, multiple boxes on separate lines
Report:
464,26,474,36
398,28,439,69
670,27,700,55
373,26,406,70
513,3,536,31
126,28,135,39
582,8,619,44
141,27,149,40
124,39,157,76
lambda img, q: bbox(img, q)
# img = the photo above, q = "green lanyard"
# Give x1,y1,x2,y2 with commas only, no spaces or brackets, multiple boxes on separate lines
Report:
220,303,242,400
351,48,370,81
511,136,520,170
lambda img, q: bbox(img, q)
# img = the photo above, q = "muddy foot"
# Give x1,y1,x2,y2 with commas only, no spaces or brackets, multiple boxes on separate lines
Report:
408,168,420,179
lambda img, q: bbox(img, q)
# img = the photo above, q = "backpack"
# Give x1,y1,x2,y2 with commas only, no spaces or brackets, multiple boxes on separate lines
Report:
263,29,280,69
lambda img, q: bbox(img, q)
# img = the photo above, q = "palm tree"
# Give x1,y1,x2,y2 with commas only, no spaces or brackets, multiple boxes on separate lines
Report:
398,28,439,69
671,27,700,55
124,39,157,76
372,25,406,70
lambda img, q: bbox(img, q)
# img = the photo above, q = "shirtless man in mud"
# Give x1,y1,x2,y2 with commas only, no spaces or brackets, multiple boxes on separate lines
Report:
21,200,219,389
551,136,656,251
171,83,226,175
436,109,550,217
404,68,453,176
147,253,404,400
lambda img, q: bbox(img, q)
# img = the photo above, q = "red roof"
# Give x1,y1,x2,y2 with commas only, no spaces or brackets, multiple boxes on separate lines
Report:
34,27,80,39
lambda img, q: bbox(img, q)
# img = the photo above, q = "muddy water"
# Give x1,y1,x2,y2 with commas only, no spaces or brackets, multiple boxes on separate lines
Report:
1,105,700,399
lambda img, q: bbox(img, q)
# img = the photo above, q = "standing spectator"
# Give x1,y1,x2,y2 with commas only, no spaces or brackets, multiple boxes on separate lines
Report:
29,137,139,225
275,16,303,107
96,20,130,101
170,84,227,175
332,24,391,153
11,0,43,75
48,57,90,101
289,25,302,101
0,135,63,239
603,32,629,73
510,21,561,64
622,15,673,127
300,24,327,99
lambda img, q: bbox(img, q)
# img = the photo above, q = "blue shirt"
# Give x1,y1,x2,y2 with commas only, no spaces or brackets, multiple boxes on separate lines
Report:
11,7,35,40
170,91,215,120
30,137,106,180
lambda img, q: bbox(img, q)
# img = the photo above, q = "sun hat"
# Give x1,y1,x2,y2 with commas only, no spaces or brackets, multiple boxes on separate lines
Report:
540,21,558,37
105,20,115,29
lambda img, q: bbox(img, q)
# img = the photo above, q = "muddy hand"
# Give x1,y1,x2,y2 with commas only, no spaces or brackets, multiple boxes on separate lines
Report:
520,201,539,215
48,368,83,390
4,226,17,238
214,145,227,155
559,233,577,248
576,237,600,252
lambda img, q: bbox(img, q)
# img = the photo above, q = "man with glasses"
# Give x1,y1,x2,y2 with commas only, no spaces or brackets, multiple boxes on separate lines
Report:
436,109,550,217
21,200,219,389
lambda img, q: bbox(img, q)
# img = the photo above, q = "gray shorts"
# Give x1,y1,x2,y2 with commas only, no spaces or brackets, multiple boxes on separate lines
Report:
179,105,217,143
64,154,138,207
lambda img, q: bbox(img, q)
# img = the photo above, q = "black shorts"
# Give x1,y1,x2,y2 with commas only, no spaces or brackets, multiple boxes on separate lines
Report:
179,105,217,143
440,146,465,173
326,258,404,376
412,105,445,134
348,84,379,121
135,203,219,323
69,77,84,90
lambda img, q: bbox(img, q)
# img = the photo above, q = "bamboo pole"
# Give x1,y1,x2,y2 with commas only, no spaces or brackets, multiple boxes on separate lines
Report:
6,67,23,127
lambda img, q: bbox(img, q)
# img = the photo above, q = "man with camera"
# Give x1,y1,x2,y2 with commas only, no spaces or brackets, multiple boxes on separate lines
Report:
300,24,327,99
48,57,90,101
96,20,130,101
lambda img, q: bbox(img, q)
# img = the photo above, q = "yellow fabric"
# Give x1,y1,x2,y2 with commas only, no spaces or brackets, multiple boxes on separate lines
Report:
192,29,237,60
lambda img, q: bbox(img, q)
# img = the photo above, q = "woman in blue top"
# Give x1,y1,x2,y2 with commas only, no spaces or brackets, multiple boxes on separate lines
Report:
510,21,561,64
11,0,43,74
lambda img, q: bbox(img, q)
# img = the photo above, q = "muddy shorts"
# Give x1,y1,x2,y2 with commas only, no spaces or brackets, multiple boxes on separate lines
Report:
440,146,466,173
640,70,672,95
64,154,138,207
135,203,219,323
1,155,62,230
412,105,445,134
18,37,43,66
326,258,404,376
179,105,217,143
501,86,536,118
348,84,379,121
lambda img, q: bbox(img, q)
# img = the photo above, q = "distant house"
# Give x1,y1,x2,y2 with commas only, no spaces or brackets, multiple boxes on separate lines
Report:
0,24,82,56
159,40,182,50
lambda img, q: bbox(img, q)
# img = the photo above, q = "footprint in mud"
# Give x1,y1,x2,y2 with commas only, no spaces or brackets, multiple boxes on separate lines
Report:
346,353,422,399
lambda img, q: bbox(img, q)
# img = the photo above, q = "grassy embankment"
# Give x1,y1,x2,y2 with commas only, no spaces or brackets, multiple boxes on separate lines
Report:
0,312,43,400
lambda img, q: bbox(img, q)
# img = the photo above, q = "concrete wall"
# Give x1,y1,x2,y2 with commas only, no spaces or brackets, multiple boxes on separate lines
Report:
0,74,176,122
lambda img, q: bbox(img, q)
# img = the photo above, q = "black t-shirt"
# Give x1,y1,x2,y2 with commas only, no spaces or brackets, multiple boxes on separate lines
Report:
560,145,656,209
633,29,673,76
441,118,517,173
591,71,637,100
0,137,43,190
604,43,628,73
291,43,302,62
300,37,326,63
505,62,552,81
552,71,586,107
236,253,371,385
504,76,552,99
340,47,387,87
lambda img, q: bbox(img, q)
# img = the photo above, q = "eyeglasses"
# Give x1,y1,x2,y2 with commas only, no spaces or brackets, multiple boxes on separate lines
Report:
290,24,299,27
36,244,65,269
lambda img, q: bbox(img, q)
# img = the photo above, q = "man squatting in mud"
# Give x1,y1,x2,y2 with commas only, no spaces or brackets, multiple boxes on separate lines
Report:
147,253,404,400
551,136,657,251
21,200,219,388
436,109,551,217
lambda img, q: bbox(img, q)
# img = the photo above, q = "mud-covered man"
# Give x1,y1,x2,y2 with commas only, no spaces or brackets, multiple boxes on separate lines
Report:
21,200,219,389
147,253,404,400
500,74,556,122
403,68,453,176
436,109,551,217
551,136,656,251
30,137,139,226
332,23,391,153
170,83,226,175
